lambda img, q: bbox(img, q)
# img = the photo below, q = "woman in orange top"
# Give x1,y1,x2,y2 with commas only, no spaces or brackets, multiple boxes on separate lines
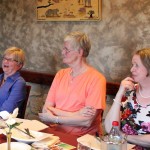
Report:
39,31,106,136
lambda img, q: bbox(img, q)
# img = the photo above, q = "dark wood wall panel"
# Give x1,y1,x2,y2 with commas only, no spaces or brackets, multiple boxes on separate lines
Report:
0,68,54,85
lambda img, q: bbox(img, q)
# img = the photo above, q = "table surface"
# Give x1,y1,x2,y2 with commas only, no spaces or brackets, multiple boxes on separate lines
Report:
0,127,78,149
42,127,78,147
0,128,137,150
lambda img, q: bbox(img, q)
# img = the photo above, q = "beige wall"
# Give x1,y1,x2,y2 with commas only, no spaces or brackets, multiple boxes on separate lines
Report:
0,0,150,119
1,0,150,82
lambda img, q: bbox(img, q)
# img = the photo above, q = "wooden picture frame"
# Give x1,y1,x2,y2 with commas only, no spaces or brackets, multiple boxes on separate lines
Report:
37,0,102,21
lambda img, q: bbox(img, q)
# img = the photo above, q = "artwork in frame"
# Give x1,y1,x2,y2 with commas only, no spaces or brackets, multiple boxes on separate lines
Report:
37,0,102,21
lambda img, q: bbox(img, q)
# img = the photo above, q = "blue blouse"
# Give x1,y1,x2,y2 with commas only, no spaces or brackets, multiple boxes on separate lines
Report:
0,71,26,113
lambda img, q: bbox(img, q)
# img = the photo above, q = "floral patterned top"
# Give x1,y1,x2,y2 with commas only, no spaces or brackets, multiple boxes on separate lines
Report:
120,85,150,150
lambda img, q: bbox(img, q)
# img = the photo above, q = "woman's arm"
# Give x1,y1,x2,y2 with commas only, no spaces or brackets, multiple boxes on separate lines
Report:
104,77,135,133
42,100,76,116
45,105,96,117
39,109,102,127
127,134,150,148
41,98,99,126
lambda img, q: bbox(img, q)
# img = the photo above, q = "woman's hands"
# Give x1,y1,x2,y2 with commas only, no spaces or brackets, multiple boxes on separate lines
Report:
39,105,97,122
79,106,96,117
118,77,135,96
39,110,55,123
44,105,97,118
39,105,98,126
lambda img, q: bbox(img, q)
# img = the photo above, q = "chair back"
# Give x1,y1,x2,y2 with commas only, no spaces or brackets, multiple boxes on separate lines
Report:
18,85,31,119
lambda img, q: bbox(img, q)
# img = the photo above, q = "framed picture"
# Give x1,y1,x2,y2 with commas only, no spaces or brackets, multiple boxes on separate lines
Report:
37,0,102,21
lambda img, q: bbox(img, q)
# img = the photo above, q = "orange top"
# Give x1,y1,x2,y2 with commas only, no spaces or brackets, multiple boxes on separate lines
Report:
46,67,106,136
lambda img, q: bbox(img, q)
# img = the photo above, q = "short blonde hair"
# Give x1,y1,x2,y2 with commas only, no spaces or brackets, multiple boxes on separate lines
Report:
64,31,91,57
3,47,25,65
135,48,150,76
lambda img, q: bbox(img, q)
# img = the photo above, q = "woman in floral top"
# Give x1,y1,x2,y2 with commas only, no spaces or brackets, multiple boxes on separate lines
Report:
105,48,150,149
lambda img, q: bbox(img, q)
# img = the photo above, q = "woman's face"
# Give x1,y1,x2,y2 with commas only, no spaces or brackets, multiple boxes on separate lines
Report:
61,41,81,65
130,54,148,83
2,54,22,77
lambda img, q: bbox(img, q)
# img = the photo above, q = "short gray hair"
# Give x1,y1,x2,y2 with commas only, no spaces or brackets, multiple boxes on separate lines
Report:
64,31,91,57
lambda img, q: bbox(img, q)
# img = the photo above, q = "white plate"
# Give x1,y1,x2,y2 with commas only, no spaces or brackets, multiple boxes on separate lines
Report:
0,142,31,150
3,128,53,144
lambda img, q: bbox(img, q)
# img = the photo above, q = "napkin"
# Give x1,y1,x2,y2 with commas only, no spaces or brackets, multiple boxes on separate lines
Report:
77,134,101,150
32,135,60,149
0,111,10,120
14,118,48,131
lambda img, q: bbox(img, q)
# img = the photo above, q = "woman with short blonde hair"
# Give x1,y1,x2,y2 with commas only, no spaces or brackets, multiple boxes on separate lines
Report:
0,47,26,116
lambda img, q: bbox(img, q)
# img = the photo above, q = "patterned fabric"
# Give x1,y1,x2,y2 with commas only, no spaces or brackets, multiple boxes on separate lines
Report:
120,85,150,150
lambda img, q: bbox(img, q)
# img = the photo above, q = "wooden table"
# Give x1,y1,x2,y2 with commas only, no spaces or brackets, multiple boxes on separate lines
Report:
42,127,78,148
0,127,78,149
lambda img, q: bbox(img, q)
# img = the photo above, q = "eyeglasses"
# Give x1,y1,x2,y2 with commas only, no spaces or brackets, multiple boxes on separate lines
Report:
2,57,18,63
62,47,75,54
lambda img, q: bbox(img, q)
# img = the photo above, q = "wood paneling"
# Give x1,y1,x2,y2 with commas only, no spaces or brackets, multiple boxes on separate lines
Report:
0,68,54,85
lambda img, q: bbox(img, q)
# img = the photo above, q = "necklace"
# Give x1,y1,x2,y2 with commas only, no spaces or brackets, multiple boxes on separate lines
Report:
136,98,150,108
71,67,88,78
69,67,88,84
139,86,150,99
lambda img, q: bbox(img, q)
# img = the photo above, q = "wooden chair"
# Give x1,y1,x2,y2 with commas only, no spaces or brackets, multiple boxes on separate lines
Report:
18,85,31,119
106,82,120,96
